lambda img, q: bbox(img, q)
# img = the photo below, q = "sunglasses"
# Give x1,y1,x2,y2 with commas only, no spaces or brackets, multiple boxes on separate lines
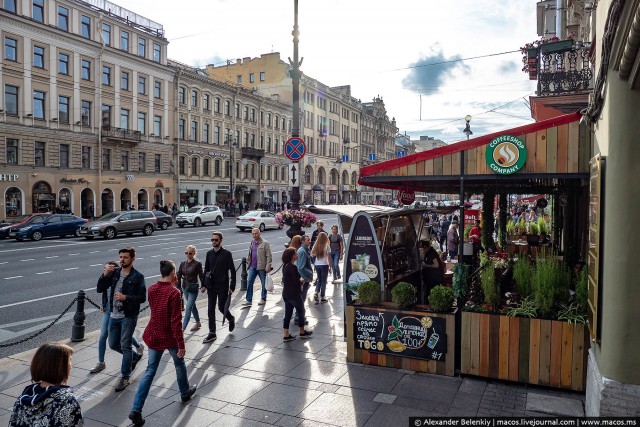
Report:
210,238,220,242
185,252,194,255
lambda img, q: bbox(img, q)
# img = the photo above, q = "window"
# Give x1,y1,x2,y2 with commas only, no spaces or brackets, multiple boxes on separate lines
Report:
153,43,161,62
260,72,265,81
214,159,221,177
191,90,198,107
236,75,242,84
4,85,18,116
33,91,45,119
81,15,91,39
101,23,111,46
81,100,91,126
224,100,230,115
191,157,198,175
120,108,129,129
4,0,16,13
244,131,248,146
4,37,17,61
250,108,256,122
121,150,129,171
267,113,271,127
154,81,161,98
34,142,45,166
153,115,161,136
235,103,240,118
214,97,220,113
244,106,249,120
101,104,111,126
203,124,209,143
275,115,279,129
33,46,44,68
82,146,91,168
32,0,44,22
249,73,254,83
58,6,68,31
120,30,129,51
137,112,146,134
250,164,255,179
154,154,161,173
6,139,18,164
60,144,69,168
203,94,210,110
58,53,69,75
178,87,185,104
121,71,129,90
214,126,219,145
138,37,145,57
179,156,185,174
250,133,255,147
266,166,271,181
178,119,185,139
102,148,111,170
138,76,146,94
102,66,111,85
81,59,91,80
281,166,286,182
58,96,69,123
190,121,197,140
138,152,146,172
203,158,210,176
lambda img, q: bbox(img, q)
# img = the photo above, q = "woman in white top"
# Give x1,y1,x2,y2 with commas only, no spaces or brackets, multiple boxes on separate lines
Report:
311,232,332,303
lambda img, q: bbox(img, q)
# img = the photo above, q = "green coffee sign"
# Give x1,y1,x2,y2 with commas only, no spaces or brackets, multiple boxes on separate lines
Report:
485,135,527,175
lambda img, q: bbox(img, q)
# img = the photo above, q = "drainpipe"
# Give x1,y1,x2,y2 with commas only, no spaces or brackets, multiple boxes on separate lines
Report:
97,14,106,216
556,0,566,39
175,69,181,207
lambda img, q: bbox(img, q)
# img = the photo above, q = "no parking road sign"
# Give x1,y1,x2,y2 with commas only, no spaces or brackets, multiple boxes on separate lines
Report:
284,137,306,162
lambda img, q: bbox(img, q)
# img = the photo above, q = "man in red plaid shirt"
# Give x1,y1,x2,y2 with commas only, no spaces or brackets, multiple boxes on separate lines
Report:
129,260,196,426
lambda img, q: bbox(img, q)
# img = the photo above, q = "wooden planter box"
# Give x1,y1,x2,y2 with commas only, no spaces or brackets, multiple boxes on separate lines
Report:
346,305,456,376
460,312,589,391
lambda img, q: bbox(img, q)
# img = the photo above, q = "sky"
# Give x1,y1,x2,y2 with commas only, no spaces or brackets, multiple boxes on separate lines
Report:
126,0,540,145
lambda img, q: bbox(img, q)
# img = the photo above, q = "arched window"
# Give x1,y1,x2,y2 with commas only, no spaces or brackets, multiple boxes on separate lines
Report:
5,187,23,216
281,166,286,182
304,166,312,184
330,169,338,185
250,163,256,179
266,165,272,181
351,171,358,185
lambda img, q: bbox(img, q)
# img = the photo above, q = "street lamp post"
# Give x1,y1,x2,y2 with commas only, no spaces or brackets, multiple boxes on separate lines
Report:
226,135,238,206
459,115,472,260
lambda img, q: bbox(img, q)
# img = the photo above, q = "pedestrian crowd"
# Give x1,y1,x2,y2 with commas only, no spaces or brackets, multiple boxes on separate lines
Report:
9,221,346,426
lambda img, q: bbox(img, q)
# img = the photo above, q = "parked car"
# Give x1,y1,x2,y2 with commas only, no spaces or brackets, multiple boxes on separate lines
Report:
78,211,157,239
176,205,223,227
236,210,283,232
1,214,51,239
11,214,87,241
152,210,173,230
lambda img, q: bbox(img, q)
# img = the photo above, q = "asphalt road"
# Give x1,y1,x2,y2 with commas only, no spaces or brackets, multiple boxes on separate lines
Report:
0,214,336,358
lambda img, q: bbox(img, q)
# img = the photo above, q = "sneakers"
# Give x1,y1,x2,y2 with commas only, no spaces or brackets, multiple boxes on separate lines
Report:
203,333,217,344
321,298,328,303
181,385,197,402
114,377,130,392
313,292,319,301
228,316,235,332
89,362,106,374
190,322,201,332
257,299,266,305
241,301,252,307
128,411,145,426
136,343,145,358
283,335,296,342
131,353,142,371
299,330,313,339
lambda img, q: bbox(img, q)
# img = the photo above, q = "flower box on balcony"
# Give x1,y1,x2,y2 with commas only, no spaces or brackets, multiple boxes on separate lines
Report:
540,39,574,54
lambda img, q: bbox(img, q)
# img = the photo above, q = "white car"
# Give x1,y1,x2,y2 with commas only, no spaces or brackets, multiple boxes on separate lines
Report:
176,205,223,227
236,210,283,232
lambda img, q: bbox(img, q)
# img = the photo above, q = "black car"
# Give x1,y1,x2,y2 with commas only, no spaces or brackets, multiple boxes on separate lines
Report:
153,210,173,230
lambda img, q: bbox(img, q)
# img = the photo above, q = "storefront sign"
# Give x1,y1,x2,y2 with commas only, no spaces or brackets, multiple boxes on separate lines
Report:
397,190,415,205
60,178,89,185
345,213,384,287
464,209,480,226
485,135,527,175
155,180,164,187
217,185,230,191
0,174,19,182
353,307,447,361
103,179,121,185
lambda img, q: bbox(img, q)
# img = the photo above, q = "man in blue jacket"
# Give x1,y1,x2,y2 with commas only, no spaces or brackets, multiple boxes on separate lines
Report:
295,235,313,322
97,247,146,392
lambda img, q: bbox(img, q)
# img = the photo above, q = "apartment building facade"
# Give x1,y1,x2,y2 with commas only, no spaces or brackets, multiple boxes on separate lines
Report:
0,0,174,218
171,60,292,207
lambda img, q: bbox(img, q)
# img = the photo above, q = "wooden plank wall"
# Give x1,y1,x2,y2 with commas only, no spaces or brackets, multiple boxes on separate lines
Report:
460,312,587,391
371,123,590,178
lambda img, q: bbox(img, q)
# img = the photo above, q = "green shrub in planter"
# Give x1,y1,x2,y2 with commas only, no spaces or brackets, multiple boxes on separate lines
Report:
506,219,516,236
533,256,571,318
576,267,588,315
537,216,548,235
513,256,534,298
463,224,472,241
429,285,454,312
391,282,417,309
480,252,500,307
357,281,381,305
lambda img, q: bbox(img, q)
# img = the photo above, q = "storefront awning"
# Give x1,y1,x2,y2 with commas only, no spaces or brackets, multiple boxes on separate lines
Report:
359,112,590,194
305,204,395,234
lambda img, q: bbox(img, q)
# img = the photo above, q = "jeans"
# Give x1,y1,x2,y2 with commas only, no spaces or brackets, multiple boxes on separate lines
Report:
246,268,266,302
283,295,305,329
295,282,310,319
98,306,140,364
330,252,341,280
207,288,234,334
315,265,329,298
182,289,200,330
449,250,458,259
131,347,189,413
108,316,138,379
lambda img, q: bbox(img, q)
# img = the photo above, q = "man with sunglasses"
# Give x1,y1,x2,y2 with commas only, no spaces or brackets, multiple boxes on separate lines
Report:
202,231,236,343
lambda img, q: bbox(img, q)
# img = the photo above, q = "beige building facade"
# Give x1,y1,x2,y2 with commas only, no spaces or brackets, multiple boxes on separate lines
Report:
1,0,173,218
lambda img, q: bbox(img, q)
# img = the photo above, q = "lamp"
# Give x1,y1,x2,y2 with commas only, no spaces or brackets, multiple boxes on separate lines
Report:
463,115,473,140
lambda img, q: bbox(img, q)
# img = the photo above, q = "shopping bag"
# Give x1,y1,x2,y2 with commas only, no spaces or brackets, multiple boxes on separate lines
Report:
265,273,274,293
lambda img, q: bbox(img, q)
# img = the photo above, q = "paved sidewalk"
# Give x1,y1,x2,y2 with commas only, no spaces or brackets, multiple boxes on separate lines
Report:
0,279,585,426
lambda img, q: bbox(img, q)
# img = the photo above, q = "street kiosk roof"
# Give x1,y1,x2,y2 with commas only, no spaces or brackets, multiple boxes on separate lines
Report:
305,204,395,234
359,112,590,194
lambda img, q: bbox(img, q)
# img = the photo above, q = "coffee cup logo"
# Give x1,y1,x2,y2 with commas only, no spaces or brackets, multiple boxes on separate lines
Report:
397,190,415,205
486,135,527,175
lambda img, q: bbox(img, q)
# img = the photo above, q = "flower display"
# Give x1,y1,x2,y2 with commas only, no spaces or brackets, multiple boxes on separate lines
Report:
274,209,318,228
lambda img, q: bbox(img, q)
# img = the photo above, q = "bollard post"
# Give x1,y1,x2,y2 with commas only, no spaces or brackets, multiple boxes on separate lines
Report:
240,257,248,291
71,290,86,342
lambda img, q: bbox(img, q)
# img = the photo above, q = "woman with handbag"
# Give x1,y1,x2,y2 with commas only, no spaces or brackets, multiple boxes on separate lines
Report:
177,245,204,332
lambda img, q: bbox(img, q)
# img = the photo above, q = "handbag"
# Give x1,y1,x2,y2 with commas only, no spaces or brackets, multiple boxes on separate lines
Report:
265,273,274,293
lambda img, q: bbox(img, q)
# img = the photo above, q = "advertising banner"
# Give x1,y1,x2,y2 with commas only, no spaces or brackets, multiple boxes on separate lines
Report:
345,213,383,288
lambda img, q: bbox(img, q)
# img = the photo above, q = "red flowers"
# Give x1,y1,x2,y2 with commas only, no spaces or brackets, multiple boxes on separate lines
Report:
388,326,396,333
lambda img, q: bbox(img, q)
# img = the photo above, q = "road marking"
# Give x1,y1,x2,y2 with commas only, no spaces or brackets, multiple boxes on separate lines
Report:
150,255,161,258
36,271,53,275
0,261,7,265
167,252,176,255
89,251,100,253
89,263,103,267
63,267,79,271
4,276,23,280
137,258,144,260
68,253,80,256
0,288,94,309
20,258,35,262
45,256,59,259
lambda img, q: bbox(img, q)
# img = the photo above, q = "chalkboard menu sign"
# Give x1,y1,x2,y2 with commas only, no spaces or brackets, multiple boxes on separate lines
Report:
353,307,447,361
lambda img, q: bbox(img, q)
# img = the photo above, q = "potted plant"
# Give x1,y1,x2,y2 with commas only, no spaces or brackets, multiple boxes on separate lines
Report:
527,221,540,245
356,281,381,305
506,220,516,242
391,282,417,309
275,209,318,238
429,285,454,313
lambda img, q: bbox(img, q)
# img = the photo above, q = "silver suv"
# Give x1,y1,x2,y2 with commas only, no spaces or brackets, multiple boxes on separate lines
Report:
176,205,223,227
78,211,157,239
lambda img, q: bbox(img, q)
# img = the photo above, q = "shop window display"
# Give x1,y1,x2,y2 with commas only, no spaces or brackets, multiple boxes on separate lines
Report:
5,187,22,217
